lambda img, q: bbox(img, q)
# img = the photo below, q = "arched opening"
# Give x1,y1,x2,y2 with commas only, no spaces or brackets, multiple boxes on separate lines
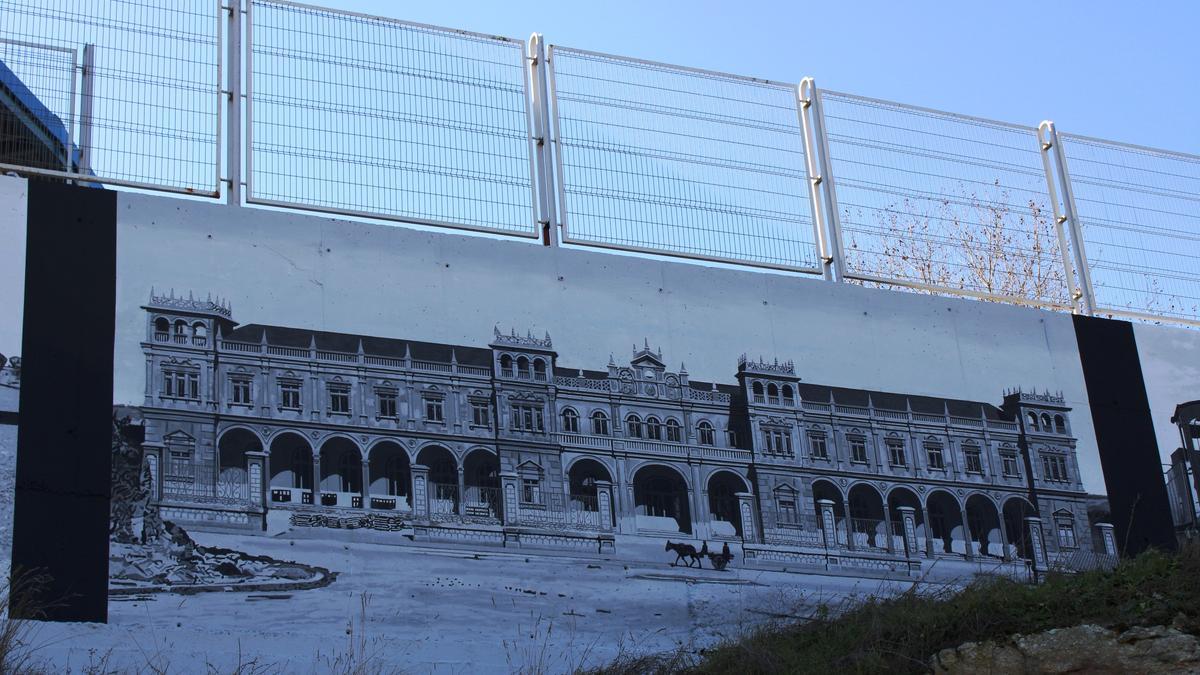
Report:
1054,415,1066,434
626,414,642,438
532,358,547,382
887,487,926,554
367,441,410,510
172,319,188,343
516,356,530,380
966,494,1003,558
752,381,764,404
811,479,847,547
1027,412,1039,430
192,321,208,345
645,416,662,441
217,428,260,501
632,464,692,534
591,410,610,435
463,449,501,520
499,354,513,378
1040,413,1052,431
707,471,749,539
847,483,887,550
568,458,614,526
561,407,580,434
926,491,967,555
767,383,779,405
418,445,459,514
781,385,795,407
1003,497,1039,561
268,432,313,503
319,437,362,506
665,418,682,443
697,420,715,446
154,317,169,339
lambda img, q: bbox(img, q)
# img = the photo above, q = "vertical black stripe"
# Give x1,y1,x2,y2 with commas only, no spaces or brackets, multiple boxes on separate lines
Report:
1073,314,1176,556
11,181,114,622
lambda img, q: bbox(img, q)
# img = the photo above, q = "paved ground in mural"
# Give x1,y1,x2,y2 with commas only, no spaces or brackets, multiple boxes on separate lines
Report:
25,531,930,673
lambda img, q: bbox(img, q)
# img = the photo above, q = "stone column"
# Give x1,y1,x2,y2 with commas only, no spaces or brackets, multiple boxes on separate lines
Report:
998,514,1012,562
817,499,837,549
1095,522,1117,557
500,471,520,526
735,492,757,543
594,480,614,531
245,451,267,507
312,454,322,506
456,466,466,516
1025,516,1048,574
960,505,974,561
360,459,371,509
897,506,919,557
410,464,430,519
921,504,934,557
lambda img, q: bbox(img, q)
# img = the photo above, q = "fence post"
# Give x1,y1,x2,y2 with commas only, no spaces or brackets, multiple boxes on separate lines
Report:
77,43,96,178
224,0,243,206
797,79,845,282
527,34,558,246
1037,121,1095,315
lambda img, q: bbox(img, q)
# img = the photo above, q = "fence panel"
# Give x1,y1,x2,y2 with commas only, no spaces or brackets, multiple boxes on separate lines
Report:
1058,134,1200,324
0,0,220,193
818,90,1071,308
0,39,76,174
247,0,538,237
548,46,821,272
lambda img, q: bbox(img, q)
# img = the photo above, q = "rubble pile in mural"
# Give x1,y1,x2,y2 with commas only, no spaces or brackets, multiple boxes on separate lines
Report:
109,413,331,592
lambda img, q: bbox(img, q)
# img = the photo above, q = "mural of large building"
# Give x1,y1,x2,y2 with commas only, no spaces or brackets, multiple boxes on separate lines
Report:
135,290,1103,570
1166,401,1200,544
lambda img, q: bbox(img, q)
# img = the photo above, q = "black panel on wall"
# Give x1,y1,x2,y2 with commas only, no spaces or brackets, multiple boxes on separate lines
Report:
1073,314,1176,556
11,181,115,622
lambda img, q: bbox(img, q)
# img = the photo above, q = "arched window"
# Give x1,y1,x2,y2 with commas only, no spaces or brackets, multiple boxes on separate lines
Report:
1041,413,1052,431
646,416,662,441
626,414,643,438
173,320,188,343
154,317,169,338
665,418,682,443
781,385,795,407
752,381,765,404
697,420,715,446
533,358,547,382
516,356,530,380
499,354,513,378
767,383,780,405
1027,412,1039,430
591,410,610,436
192,322,208,345
1054,415,1066,434
561,408,579,434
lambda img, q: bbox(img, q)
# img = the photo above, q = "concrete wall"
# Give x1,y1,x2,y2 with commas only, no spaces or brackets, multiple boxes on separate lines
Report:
112,192,1105,493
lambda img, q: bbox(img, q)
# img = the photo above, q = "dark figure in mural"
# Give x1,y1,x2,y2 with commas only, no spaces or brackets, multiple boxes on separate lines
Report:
666,540,701,568
706,541,735,571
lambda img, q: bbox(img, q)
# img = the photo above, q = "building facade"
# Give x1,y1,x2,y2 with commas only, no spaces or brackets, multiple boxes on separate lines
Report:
1166,401,1200,544
136,290,1102,565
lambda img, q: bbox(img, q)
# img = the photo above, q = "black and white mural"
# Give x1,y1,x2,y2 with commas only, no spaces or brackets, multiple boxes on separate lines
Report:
5,180,1171,671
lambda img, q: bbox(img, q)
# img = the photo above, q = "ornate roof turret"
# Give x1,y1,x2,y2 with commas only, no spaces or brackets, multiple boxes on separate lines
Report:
737,354,798,379
490,326,554,352
144,288,233,320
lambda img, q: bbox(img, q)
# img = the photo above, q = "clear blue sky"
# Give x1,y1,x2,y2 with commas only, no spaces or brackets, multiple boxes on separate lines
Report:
321,0,1200,155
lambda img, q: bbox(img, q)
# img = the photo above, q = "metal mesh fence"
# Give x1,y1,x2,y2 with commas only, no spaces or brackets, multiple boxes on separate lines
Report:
1059,135,1200,324
0,39,76,173
549,47,820,271
820,91,1071,307
247,0,538,237
0,0,220,193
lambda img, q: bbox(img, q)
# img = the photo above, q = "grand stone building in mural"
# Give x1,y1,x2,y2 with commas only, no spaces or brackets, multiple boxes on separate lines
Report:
135,290,1108,571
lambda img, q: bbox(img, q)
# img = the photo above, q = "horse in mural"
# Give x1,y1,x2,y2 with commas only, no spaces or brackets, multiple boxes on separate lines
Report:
665,540,702,568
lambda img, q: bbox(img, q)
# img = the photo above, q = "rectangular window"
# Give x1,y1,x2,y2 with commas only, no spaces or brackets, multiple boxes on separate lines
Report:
329,385,351,414
809,433,828,460
521,478,542,504
511,404,544,432
964,446,983,474
187,373,199,400
1001,451,1020,477
777,498,799,526
1057,521,1077,549
1042,454,1069,482
231,378,252,405
280,381,301,409
726,429,738,447
764,429,792,457
424,396,444,422
925,443,944,470
887,439,907,467
377,391,397,418
849,437,868,464
163,371,174,397
471,400,491,427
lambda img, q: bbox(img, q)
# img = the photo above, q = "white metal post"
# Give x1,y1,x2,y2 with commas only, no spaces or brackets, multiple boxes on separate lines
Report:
809,83,846,283
1039,121,1095,315
527,34,558,246
797,78,833,281
77,43,95,178
225,0,242,206
1037,121,1083,312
